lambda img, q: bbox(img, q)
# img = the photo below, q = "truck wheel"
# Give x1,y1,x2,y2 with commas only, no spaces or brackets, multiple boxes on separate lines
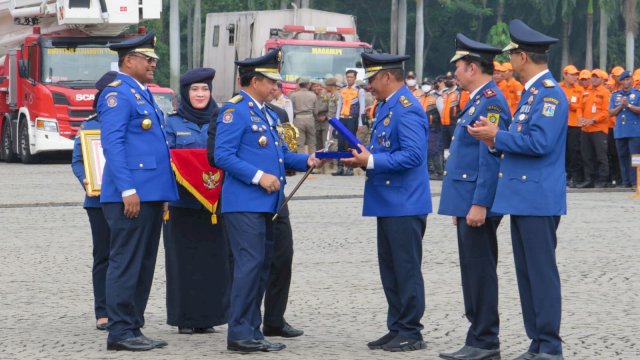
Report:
1,120,18,163
19,120,39,164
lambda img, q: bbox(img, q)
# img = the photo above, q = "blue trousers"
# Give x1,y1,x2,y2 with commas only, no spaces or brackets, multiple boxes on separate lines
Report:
510,216,562,355
615,137,640,186
376,215,427,341
224,212,275,341
102,202,163,343
456,216,502,350
86,207,111,320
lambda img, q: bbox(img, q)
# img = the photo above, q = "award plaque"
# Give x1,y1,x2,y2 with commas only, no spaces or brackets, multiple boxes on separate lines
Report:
80,130,106,196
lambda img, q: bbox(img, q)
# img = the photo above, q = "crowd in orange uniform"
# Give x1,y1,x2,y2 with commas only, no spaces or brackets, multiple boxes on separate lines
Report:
409,61,640,188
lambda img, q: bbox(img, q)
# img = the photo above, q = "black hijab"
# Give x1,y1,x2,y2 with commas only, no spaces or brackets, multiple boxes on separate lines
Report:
178,67,218,126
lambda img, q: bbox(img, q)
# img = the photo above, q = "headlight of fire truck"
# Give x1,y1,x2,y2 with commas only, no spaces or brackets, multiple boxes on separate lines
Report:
35,118,59,133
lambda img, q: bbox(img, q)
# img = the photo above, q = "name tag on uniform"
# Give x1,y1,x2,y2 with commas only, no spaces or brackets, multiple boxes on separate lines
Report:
571,96,576,103
176,132,192,136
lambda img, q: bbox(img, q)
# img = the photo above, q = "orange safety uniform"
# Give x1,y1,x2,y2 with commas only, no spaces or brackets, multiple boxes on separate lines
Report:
420,93,439,124
505,77,524,114
441,87,468,126
581,84,611,134
559,82,584,127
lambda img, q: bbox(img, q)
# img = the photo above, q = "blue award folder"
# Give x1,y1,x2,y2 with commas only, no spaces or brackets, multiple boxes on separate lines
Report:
315,117,362,159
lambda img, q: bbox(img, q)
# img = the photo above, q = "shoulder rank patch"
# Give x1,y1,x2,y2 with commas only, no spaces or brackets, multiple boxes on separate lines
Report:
487,112,500,125
167,110,178,116
483,88,496,98
224,108,235,113
85,113,97,122
107,80,122,88
400,95,412,107
542,79,555,88
228,94,243,104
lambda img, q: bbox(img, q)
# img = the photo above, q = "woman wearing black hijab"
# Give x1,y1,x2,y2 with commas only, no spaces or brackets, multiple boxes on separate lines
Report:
163,68,230,334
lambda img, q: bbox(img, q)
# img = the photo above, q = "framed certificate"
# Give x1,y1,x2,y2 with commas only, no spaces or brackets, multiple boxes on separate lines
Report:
80,130,105,196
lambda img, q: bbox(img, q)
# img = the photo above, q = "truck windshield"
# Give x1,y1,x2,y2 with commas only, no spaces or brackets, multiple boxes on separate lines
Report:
40,47,118,84
279,45,364,82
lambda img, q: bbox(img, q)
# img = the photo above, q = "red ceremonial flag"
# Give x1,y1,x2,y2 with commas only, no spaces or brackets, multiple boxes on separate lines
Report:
169,149,223,224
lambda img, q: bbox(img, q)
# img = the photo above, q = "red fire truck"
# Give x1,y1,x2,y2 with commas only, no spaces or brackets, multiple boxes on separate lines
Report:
0,0,163,163
203,8,372,103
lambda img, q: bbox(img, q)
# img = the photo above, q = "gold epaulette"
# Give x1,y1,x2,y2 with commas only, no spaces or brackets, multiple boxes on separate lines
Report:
107,80,122,87
228,94,243,104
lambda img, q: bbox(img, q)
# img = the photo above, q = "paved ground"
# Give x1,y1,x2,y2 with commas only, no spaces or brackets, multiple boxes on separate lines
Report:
0,162,639,359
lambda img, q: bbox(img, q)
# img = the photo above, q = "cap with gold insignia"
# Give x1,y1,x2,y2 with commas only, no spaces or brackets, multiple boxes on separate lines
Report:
450,33,501,63
235,49,282,81
361,52,410,79
502,19,559,53
406,71,416,79
110,31,159,60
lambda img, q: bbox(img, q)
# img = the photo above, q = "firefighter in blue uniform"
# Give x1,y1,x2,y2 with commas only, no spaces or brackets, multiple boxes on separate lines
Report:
468,20,568,360
98,32,179,352
609,70,640,188
438,34,511,360
71,71,118,332
342,52,431,352
214,49,321,353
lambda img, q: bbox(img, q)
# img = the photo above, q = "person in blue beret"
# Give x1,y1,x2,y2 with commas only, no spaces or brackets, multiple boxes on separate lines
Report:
98,31,178,352
163,67,231,336
342,52,431,353
71,70,118,332
468,19,568,360
438,33,512,360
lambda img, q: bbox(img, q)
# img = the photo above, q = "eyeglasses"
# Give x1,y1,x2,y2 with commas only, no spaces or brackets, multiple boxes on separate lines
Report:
508,50,524,57
128,53,158,65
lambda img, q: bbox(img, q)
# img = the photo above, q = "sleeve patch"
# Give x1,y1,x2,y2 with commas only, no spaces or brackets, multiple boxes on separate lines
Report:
106,95,118,107
543,97,560,104
222,112,234,123
487,112,500,125
542,103,557,117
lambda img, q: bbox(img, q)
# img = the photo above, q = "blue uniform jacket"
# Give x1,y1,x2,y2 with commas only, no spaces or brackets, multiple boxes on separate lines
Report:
165,112,211,209
214,90,308,213
364,86,432,217
610,88,640,139
97,73,178,203
439,81,512,217
71,115,101,208
492,71,568,216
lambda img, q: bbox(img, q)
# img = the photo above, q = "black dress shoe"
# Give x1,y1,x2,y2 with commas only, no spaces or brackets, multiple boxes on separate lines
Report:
258,339,286,351
575,180,594,188
440,345,501,360
178,327,194,335
381,335,427,352
227,339,268,352
140,335,168,348
367,332,398,350
263,323,303,338
194,327,216,334
107,336,154,351
513,351,537,360
96,322,108,331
